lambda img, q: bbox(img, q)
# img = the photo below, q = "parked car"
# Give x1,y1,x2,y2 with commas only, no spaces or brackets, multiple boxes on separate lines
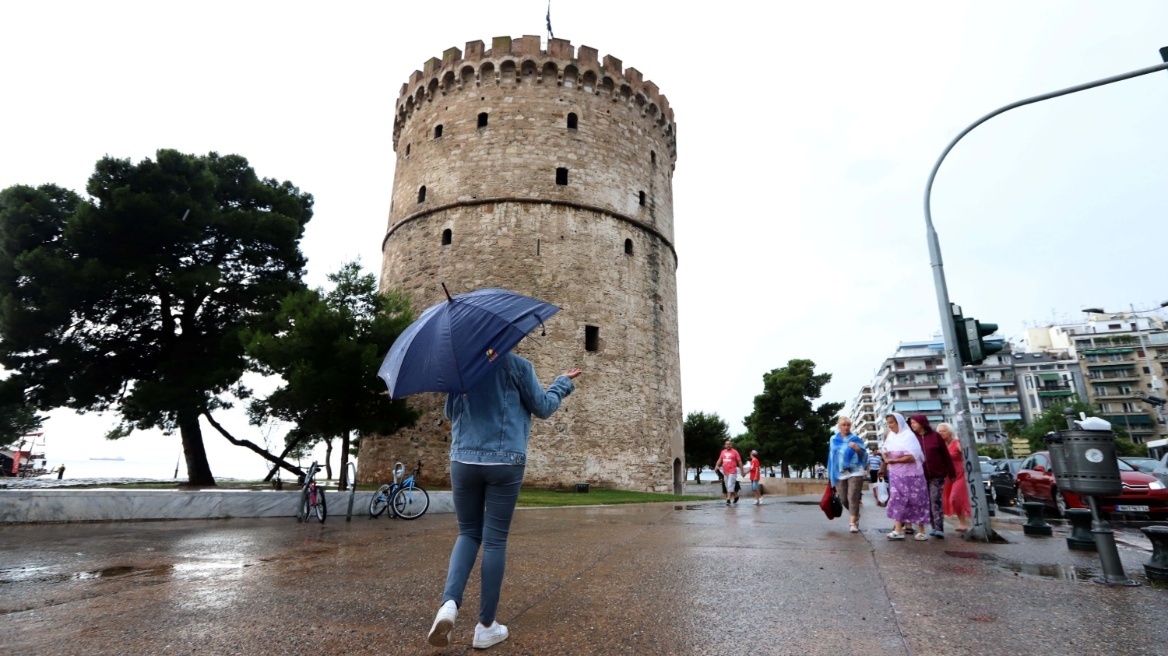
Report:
989,459,1022,506
1121,457,1161,474
1014,451,1168,518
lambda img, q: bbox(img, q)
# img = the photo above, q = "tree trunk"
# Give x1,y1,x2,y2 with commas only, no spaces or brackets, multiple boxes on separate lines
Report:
201,410,304,480
780,462,790,478
338,431,351,491
178,407,216,486
323,436,333,481
262,433,308,482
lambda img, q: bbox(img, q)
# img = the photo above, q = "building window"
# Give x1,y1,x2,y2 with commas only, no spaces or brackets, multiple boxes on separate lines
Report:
567,112,578,129
556,167,568,185
442,228,452,245
478,112,488,128
651,150,656,166
434,125,444,139
417,186,426,203
639,191,646,206
585,325,599,352
406,143,411,156
624,238,633,255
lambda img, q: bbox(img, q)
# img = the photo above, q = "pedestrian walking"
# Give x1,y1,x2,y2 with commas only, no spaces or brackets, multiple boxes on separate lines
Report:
909,414,956,539
882,412,930,541
427,353,581,649
938,423,971,532
828,417,867,533
867,447,883,484
714,440,742,506
748,450,763,505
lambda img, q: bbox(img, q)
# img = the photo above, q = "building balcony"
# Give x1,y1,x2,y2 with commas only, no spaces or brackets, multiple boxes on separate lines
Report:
891,380,942,390
1088,373,1140,382
1091,391,1139,400
1100,413,1155,427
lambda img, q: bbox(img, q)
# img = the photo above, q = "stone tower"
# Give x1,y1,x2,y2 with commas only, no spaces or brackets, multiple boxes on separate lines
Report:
361,35,682,493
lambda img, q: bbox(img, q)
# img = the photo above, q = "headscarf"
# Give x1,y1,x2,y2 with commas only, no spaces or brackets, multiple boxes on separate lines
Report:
883,412,924,474
908,414,956,481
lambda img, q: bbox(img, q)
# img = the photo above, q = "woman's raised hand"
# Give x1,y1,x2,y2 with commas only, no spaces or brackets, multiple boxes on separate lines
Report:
563,368,583,379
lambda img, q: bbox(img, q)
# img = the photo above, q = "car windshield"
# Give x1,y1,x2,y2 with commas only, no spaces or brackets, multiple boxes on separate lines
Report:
1116,459,1134,472
980,463,996,475
1121,458,1158,473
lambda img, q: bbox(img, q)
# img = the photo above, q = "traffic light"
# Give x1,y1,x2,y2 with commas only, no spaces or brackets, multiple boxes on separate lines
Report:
953,310,1004,366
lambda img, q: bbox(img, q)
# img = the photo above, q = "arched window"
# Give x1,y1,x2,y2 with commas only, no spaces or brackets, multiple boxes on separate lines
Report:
478,112,488,128
555,167,568,185
624,238,633,255
442,228,452,245
567,113,578,130
434,124,443,139
417,186,426,203
639,191,646,206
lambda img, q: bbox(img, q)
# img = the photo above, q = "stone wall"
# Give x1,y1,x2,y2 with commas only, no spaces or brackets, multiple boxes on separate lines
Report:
362,36,683,492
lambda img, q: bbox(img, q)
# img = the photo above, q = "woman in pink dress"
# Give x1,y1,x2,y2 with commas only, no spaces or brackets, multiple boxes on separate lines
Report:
939,423,971,532
882,412,930,540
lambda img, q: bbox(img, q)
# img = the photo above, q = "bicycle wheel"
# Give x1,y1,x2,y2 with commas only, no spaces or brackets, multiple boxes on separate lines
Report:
392,485,429,520
315,487,327,523
370,485,391,518
298,487,310,523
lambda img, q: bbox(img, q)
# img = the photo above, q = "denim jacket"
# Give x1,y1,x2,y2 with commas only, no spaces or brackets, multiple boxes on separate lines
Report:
444,353,574,465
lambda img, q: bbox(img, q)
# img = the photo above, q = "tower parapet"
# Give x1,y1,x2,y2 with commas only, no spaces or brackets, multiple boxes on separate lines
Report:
392,36,677,165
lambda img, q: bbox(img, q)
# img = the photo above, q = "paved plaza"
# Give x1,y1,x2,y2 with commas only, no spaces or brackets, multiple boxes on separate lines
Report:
2,495,1165,655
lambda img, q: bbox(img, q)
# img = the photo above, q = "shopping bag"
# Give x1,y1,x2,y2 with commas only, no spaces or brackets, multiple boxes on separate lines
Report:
873,478,890,508
819,484,842,519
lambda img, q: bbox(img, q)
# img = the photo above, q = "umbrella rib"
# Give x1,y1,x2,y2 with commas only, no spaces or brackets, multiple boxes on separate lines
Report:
443,308,467,392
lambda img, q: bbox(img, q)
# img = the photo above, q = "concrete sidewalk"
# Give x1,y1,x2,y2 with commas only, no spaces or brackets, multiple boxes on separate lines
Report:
1,494,1164,655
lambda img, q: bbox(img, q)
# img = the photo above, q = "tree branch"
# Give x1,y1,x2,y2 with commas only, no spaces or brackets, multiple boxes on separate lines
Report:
201,408,304,478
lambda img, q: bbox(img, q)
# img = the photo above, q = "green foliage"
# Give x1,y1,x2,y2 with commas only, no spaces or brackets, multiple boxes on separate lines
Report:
0,377,43,450
244,261,420,462
977,444,1005,460
731,432,759,460
1019,396,1144,453
683,411,729,479
0,150,313,484
1114,439,1148,458
744,359,844,476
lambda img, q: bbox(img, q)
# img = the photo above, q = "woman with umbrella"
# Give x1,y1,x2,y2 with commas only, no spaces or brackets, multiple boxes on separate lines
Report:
380,288,581,649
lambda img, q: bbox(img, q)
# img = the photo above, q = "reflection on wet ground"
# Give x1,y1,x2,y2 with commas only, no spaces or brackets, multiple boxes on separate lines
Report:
945,550,1100,582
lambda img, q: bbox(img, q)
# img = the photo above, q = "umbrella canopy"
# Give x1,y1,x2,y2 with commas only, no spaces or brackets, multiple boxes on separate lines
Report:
378,288,560,398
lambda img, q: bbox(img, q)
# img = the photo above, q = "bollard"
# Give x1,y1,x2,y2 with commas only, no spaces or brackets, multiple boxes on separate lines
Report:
1141,526,1168,584
1022,502,1053,536
1064,508,1096,552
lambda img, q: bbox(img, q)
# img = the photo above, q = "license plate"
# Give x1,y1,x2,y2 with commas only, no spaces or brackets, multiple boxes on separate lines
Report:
1115,505,1149,512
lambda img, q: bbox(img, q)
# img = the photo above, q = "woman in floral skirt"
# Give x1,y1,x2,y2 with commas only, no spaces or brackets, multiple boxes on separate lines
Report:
882,412,931,540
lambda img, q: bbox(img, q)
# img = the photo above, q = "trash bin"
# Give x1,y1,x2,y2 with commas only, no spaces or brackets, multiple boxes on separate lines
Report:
1057,428,1122,497
1045,431,1068,481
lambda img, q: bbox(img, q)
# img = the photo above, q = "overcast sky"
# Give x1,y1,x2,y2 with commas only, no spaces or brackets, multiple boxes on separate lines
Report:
3,1,1168,476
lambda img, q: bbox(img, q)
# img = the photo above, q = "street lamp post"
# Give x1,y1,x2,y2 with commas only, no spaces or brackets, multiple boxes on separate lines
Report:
925,56,1168,543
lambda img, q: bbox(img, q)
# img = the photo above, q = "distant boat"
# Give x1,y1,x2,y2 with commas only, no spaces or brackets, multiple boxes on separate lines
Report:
89,457,125,461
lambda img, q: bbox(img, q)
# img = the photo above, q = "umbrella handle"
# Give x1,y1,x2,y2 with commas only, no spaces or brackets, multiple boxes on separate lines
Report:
441,282,453,302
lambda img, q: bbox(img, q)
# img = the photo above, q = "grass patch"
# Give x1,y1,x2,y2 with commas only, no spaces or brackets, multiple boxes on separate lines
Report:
517,489,711,507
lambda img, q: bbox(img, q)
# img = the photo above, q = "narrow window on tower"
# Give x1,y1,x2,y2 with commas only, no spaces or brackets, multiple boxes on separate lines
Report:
585,325,600,352
650,150,656,166
567,112,578,129
418,185,427,203
555,167,568,185
478,112,488,128
442,228,452,245
406,143,411,156
536,239,541,256
434,124,443,139
639,191,646,206
624,238,633,255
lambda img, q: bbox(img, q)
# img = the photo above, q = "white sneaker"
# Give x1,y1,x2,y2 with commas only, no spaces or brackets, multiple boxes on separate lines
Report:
473,621,509,649
754,500,761,505
427,600,457,647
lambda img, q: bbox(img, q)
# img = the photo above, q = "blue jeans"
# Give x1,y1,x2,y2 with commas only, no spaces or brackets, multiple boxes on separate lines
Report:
442,461,525,625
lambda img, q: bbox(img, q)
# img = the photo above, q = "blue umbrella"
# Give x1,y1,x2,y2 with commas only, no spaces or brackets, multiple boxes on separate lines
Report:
378,286,560,398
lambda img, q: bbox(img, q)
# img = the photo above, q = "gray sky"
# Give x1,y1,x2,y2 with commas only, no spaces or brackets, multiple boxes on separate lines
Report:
2,1,1167,475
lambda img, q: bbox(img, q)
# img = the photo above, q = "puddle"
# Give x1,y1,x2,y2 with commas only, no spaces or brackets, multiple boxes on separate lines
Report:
944,550,1098,582
788,501,821,506
73,565,171,580
1,560,247,585
672,505,705,511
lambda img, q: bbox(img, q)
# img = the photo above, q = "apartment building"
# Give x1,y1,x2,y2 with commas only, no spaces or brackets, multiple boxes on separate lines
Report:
1011,351,1086,425
850,385,879,446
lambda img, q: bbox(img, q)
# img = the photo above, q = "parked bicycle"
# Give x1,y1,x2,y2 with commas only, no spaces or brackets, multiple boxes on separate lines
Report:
298,461,327,523
369,461,429,520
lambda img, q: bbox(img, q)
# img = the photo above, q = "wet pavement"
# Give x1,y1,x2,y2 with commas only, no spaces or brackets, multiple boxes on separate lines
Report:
2,495,1166,655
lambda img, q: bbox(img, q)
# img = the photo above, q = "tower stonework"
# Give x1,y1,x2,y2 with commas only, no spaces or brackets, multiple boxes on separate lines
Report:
361,35,683,493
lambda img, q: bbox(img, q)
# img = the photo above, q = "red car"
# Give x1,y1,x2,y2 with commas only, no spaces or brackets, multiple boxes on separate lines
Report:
1014,451,1168,518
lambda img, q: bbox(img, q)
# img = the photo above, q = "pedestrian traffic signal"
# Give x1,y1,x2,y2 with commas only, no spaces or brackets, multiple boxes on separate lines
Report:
954,313,1003,366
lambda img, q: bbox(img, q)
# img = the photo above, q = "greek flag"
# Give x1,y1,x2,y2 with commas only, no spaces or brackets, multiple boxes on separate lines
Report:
546,1,554,39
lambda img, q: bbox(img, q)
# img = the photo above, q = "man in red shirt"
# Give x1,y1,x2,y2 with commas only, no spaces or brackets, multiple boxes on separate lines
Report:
748,450,763,505
714,440,742,506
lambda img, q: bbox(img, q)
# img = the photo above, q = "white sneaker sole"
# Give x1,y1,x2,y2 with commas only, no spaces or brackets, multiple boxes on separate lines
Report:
473,629,509,649
427,613,455,647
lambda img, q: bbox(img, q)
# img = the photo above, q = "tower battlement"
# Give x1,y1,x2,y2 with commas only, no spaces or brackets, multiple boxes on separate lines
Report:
393,36,676,158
